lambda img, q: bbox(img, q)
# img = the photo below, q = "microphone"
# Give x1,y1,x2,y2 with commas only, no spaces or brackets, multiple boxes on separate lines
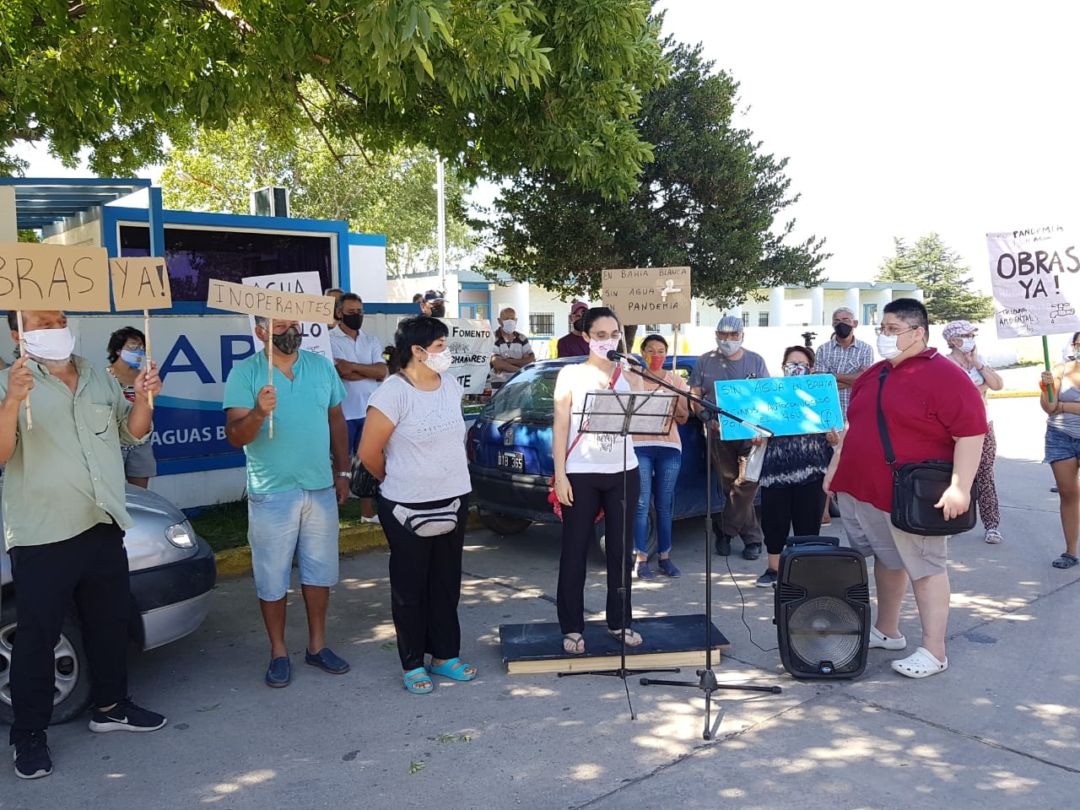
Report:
606,349,644,366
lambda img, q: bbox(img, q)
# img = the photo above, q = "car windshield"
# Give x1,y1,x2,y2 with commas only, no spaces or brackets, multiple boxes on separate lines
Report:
485,364,558,424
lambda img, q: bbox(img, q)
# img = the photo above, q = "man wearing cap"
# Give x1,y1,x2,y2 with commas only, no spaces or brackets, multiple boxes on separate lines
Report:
556,301,590,358
423,291,447,319
815,306,873,421
689,316,770,559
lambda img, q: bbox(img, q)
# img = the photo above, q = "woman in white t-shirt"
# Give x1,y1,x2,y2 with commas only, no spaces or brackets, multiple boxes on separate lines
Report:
552,307,641,655
360,316,476,694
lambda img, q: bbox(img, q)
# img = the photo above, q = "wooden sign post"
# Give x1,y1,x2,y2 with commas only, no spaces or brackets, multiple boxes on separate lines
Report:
110,257,173,409
0,242,112,428
206,279,337,440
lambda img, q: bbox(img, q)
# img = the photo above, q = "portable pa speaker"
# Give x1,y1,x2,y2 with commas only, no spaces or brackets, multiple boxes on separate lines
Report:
774,536,870,679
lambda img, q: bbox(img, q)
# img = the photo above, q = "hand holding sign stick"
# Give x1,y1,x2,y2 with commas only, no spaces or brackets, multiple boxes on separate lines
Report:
15,310,32,430
267,318,274,439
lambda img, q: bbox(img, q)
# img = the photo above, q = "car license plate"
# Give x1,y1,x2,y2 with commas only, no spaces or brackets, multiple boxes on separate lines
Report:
498,451,525,472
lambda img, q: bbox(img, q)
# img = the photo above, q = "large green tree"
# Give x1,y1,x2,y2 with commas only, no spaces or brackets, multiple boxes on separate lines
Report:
478,41,827,310
0,1,664,197
161,119,474,277
877,234,994,323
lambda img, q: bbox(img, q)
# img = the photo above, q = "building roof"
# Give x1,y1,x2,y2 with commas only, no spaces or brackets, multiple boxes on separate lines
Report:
0,177,150,230
785,280,919,291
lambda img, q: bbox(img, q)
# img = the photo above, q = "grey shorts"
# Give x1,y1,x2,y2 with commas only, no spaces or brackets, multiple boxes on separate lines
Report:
122,440,157,479
837,492,949,580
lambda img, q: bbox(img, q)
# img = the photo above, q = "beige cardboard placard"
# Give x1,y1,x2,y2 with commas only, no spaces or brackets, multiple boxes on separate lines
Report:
602,266,692,325
110,257,173,311
207,278,336,323
0,242,111,311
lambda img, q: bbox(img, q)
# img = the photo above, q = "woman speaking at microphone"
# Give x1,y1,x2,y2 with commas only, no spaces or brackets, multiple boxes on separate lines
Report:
552,307,640,655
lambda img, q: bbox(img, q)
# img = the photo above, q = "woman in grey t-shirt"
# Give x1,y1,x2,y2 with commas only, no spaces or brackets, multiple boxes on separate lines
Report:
360,316,476,693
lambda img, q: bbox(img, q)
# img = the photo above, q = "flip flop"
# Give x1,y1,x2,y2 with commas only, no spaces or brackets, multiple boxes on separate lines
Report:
428,657,477,681
562,634,585,655
608,627,644,647
891,647,948,679
1052,553,1079,569
402,667,434,694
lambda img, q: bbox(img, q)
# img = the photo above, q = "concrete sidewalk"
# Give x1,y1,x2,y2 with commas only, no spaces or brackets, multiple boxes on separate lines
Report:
1,397,1077,809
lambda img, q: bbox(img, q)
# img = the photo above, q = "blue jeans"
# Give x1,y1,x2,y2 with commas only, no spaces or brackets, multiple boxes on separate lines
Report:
633,445,682,556
347,417,366,456
247,487,340,601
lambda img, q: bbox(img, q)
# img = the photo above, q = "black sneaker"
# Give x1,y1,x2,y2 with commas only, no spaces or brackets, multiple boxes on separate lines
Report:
714,534,732,556
13,731,52,780
742,543,762,561
755,569,778,588
88,698,167,733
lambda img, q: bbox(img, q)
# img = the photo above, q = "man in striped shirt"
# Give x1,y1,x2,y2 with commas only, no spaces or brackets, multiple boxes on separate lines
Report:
815,306,874,421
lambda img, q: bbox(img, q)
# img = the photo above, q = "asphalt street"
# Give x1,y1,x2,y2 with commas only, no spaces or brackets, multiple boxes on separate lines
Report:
1,396,1077,809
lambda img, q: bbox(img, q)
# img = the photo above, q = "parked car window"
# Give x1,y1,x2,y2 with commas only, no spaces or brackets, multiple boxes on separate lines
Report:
484,364,558,423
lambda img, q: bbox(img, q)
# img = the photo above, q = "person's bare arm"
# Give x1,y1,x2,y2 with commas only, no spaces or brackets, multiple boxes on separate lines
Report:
225,386,276,447
552,369,574,506
0,357,31,464
1040,367,1064,415
335,358,387,381
358,406,395,481
936,434,984,519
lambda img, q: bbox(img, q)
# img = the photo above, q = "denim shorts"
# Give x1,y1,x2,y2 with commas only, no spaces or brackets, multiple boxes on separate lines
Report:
1044,424,1080,465
247,487,339,600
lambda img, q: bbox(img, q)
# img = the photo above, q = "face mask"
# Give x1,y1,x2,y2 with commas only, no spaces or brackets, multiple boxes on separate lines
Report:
590,338,619,360
959,338,976,353
833,322,853,339
429,305,446,318
647,355,665,371
341,313,364,331
877,333,901,359
120,348,145,369
271,326,302,355
24,327,76,362
783,362,810,377
716,338,742,357
501,319,517,334
423,348,454,374
572,317,585,333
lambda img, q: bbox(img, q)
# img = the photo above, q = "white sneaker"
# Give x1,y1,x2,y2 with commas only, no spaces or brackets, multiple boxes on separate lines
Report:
359,515,381,525
869,626,907,650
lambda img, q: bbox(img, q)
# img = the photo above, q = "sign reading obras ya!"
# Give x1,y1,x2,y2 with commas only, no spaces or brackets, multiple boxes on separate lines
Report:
0,242,111,311
110,257,173,311
602,266,691,325
206,278,336,323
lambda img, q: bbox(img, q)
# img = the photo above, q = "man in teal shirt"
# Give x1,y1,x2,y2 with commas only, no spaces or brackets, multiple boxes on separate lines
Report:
224,316,351,688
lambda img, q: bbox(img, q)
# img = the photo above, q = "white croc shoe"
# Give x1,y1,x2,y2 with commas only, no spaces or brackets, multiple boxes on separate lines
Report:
891,647,948,679
869,626,907,650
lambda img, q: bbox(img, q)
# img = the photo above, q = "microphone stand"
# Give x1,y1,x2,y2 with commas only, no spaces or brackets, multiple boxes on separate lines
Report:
620,361,782,741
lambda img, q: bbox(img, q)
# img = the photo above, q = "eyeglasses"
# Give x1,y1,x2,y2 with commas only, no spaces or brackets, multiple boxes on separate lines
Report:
874,325,918,337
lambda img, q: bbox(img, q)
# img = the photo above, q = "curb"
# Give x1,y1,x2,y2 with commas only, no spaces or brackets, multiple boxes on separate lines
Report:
213,510,484,580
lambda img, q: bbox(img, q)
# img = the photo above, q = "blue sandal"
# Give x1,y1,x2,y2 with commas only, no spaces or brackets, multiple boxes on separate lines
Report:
402,667,434,694
428,657,477,681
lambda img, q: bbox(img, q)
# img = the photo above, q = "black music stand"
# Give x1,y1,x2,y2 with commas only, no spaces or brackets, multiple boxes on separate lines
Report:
557,388,678,720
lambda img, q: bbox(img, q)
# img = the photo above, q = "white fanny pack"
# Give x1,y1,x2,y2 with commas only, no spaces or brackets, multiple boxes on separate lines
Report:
392,499,462,537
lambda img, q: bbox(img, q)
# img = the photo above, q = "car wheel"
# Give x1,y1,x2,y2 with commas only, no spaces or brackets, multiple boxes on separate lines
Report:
0,607,92,726
477,510,532,536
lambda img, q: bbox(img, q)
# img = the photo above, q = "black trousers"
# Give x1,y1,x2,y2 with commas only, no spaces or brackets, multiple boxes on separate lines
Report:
557,468,640,635
9,522,129,743
760,478,826,557
377,494,469,671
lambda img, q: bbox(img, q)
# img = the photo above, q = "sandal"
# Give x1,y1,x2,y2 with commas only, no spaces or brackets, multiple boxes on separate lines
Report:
608,627,644,647
403,667,434,694
428,657,477,681
562,633,585,656
984,528,1004,544
891,647,948,679
1052,553,1079,569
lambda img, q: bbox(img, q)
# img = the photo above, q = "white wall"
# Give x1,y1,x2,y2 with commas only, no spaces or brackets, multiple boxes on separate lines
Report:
347,242,388,302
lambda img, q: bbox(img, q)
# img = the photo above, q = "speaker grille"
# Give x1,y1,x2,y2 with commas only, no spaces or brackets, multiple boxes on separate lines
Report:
787,596,863,670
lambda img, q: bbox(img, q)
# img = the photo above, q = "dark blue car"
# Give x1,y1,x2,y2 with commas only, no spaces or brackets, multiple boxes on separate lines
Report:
466,355,723,549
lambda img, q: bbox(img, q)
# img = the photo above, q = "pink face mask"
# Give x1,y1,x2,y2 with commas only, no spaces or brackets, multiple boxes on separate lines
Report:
589,338,619,360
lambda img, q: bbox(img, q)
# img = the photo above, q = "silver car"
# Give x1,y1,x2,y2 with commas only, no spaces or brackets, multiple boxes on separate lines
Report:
0,485,216,724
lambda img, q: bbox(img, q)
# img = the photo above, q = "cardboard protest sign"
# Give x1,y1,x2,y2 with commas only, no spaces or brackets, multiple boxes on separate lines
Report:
714,375,843,440
110,257,172,311
0,242,110,311
987,226,1080,337
242,272,332,360
444,318,496,395
207,278,336,323
602,266,691,325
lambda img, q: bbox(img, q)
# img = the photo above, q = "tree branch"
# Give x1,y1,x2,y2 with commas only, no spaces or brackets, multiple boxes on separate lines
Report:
296,90,346,168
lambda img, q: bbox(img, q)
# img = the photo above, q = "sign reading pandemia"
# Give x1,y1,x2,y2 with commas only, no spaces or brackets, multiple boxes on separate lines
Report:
602,266,691,325
714,375,843,440
987,226,1080,337
0,242,111,311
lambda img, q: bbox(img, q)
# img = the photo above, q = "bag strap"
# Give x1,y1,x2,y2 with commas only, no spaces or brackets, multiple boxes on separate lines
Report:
565,364,623,459
875,363,897,466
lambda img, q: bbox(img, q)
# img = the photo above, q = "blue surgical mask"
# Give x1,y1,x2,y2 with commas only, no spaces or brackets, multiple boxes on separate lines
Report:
120,348,145,369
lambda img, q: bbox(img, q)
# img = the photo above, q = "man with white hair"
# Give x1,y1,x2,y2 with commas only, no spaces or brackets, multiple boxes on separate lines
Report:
689,315,770,559
815,306,874,420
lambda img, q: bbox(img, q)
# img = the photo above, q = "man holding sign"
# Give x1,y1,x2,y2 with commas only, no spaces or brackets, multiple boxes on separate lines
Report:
1,309,165,780
223,316,352,688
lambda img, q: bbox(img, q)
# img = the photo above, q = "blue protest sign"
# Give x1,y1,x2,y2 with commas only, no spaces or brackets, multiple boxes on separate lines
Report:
714,375,843,440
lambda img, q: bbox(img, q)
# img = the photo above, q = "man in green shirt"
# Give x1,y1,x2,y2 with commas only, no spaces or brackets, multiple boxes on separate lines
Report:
0,309,166,781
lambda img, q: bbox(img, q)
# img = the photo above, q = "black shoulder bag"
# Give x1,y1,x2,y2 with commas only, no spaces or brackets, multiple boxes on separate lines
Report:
876,364,977,536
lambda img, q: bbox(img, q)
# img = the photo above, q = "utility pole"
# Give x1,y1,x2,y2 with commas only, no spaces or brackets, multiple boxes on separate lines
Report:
436,154,447,295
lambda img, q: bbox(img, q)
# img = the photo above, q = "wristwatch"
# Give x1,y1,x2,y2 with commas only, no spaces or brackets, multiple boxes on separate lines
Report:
336,471,351,479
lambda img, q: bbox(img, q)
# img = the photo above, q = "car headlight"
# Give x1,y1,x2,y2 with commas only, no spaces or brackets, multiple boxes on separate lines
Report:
165,520,196,549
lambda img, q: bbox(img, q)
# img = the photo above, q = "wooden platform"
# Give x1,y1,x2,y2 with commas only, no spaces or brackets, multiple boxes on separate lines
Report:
500,614,730,675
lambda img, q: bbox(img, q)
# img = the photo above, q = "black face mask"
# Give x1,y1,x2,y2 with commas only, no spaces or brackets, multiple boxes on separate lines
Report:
341,313,363,331
833,322,854,339
271,326,302,355
572,317,585,333
429,305,446,318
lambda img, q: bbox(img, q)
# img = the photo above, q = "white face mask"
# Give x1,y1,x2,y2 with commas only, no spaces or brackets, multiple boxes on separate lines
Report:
24,326,76,362
876,333,901,359
423,348,454,374
959,338,976,353
589,338,619,360
501,319,517,334
716,338,742,357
